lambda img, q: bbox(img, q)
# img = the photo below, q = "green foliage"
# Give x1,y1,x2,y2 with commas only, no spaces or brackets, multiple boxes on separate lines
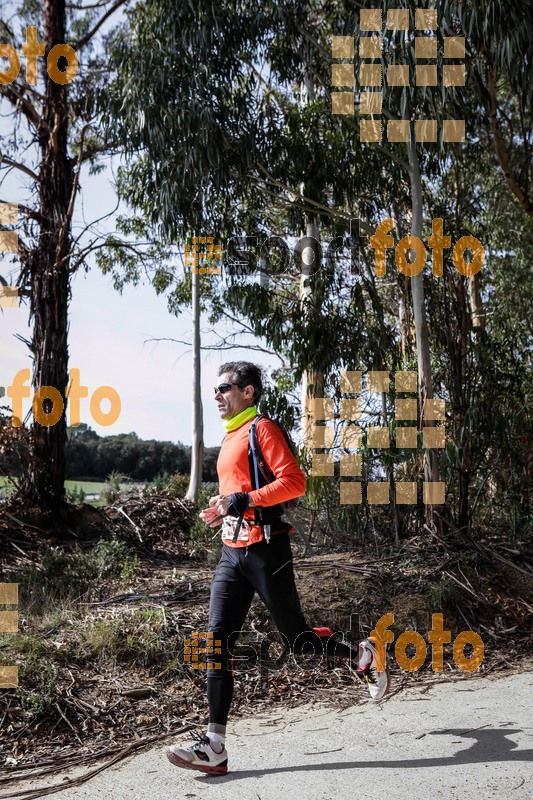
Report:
94,0,531,541
91,537,131,579
426,580,461,611
120,553,141,582
65,484,86,504
81,609,173,668
151,472,170,492
100,471,129,505
26,662,60,719
12,538,134,613
65,426,219,483
163,473,191,499
22,550,99,604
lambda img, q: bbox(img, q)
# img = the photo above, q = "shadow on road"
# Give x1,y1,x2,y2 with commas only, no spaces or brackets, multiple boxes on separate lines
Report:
198,728,532,782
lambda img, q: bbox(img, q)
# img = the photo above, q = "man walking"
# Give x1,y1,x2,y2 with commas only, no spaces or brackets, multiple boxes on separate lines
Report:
167,361,390,775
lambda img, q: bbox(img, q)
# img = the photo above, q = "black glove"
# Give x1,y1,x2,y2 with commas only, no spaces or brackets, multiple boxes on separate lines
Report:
227,492,249,517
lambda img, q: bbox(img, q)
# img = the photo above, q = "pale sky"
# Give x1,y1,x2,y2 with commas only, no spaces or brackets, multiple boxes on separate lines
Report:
0,5,281,448
1,161,279,449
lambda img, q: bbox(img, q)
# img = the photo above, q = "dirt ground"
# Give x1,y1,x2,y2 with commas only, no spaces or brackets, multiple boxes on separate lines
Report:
1,496,532,796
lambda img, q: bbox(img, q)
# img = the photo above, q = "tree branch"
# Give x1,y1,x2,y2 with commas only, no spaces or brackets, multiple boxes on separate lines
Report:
67,1,118,8
488,68,533,218
144,335,282,360
0,84,44,131
80,142,121,162
68,237,156,272
0,153,40,183
56,124,89,268
252,167,376,234
74,0,129,49
0,200,43,223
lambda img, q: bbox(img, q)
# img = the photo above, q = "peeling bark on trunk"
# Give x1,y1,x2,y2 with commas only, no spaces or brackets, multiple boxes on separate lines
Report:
21,0,74,513
185,267,204,502
468,272,485,330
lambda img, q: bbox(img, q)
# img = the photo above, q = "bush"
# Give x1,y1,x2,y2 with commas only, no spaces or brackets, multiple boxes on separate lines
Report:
65,484,86,504
92,536,131,578
187,483,221,561
100,471,129,505
426,579,461,611
120,552,141,582
164,473,190,498
19,550,99,607
11,536,135,613
26,662,59,718
151,472,171,492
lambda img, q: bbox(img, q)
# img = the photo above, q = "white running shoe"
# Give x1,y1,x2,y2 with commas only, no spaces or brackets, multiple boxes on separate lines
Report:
166,733,228,775
355,637,391,700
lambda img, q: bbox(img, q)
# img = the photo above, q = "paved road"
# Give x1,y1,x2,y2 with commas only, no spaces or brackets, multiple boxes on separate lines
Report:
6,672,532,800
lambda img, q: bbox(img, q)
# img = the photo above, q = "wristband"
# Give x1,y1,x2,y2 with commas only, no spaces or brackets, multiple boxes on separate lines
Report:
227,492,250,516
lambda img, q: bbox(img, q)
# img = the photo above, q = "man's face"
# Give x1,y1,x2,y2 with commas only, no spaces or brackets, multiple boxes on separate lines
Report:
215,371,255,419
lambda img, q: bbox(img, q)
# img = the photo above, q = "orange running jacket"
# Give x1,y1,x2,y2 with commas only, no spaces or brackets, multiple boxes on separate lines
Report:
217,416,306,547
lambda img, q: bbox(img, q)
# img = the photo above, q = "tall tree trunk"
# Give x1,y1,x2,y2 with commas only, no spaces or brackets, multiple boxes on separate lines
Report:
407,140,441,498
258,254,269,289
468,273,485,330
298,69,324,447
300,217,323,447
186,267,204,501
21,0,74,513
488,68,533,218
382,390,400,544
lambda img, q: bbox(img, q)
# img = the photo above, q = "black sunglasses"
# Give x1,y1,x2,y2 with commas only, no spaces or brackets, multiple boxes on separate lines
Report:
214,383,238,395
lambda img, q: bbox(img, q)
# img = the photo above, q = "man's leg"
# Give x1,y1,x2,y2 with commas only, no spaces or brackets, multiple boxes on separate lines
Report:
167,544,255,774
241,533,325,656
206,544,255,735
243,533,390,698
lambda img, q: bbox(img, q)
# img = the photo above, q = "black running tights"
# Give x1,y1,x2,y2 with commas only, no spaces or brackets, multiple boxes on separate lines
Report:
205,533,359,727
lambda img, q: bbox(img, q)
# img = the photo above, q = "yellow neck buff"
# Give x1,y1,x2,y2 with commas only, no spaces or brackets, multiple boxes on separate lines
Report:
224,405,258,432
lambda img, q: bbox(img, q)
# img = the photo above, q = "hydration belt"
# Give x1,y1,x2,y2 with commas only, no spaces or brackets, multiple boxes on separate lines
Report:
228,513,273,544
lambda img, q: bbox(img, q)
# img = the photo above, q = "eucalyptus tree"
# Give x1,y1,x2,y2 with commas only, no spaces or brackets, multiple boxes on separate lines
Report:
101,0,398,471
371,0,532,528
423,134,532,531
0,0,129,514
443,0,533,218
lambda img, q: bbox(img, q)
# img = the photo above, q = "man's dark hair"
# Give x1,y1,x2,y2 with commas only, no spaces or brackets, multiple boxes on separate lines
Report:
218,361,263,403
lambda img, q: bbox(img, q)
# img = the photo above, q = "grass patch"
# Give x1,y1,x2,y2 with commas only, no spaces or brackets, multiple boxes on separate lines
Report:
426,579,462,611
0,477,145,504
7,537,136,616
80,608,179,669
65,480,109,494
